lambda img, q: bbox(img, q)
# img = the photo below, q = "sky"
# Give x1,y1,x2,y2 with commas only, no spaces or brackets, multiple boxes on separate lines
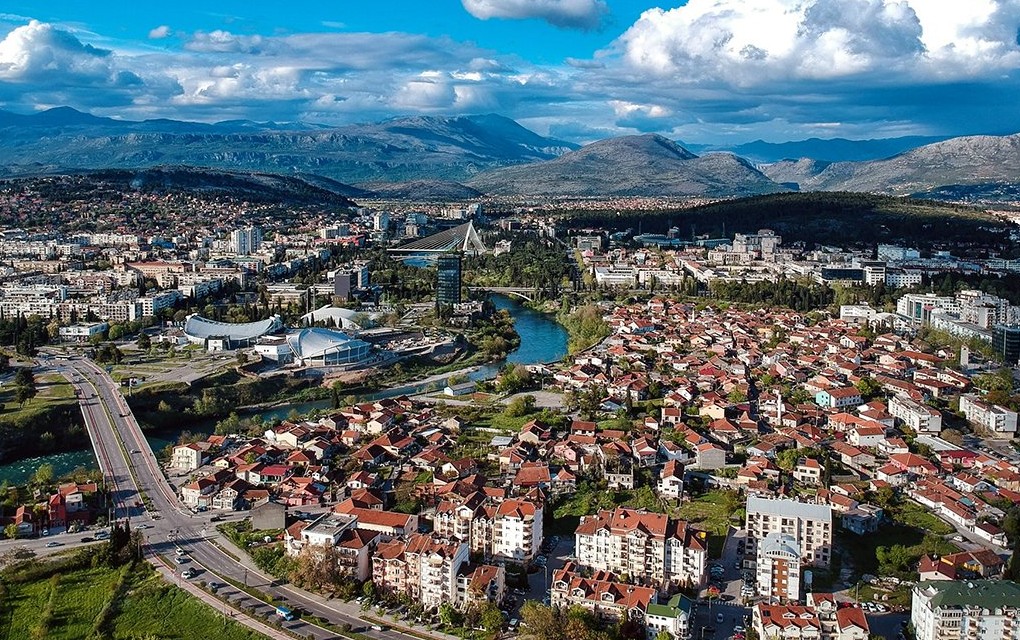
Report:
2,0,1020,144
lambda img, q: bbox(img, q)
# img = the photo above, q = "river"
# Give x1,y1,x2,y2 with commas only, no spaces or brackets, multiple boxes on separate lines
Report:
0,294,568,481
246,294,567,422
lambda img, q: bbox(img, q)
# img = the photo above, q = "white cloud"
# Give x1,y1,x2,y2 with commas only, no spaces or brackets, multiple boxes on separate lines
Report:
0,20,113,82
462,0,607,30
148,25,171,40
614,0,1020,84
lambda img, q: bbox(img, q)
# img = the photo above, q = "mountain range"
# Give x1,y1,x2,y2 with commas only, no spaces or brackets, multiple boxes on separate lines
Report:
2,107,1020,200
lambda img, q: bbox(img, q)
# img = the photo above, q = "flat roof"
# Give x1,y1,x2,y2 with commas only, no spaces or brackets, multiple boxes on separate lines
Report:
747,496,832,522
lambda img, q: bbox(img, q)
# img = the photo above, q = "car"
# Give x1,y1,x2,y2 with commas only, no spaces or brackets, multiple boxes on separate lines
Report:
175,547,185,556
370,624,388,632
181,569,195,579
717,613,725,624
734,626,746,634
509,618,519,628
130,449,140,454
209,582,220,592
174,556,187,564
95,530,110,539
734,561,742,570
45,541,62,548
79,536,94,543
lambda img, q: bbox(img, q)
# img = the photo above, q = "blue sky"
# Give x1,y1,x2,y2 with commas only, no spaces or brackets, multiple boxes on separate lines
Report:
3,0,1020,144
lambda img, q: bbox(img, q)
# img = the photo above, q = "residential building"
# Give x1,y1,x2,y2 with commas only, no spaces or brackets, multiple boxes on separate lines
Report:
889,395,943,434
575,507,707,589
745,496,833,569
171,443,206,471
959,394,1018,437
815,387,863,410
992,324,1020,365
657,460,685,499
230,226,262,255
753,604,822,640
756,532,801,602
645,594,694,640
551,565,657,625
911,580,1020,640
284,513,378,581
434,495,544,563
372,533,470,611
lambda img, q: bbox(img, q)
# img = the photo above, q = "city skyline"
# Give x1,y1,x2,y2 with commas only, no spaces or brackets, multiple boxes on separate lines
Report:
2,1,1020,145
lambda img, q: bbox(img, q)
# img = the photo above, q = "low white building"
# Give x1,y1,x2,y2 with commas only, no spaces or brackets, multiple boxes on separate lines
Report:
645,594,694,640
58,322,109,342
959,394,1018,437
889,395,943,434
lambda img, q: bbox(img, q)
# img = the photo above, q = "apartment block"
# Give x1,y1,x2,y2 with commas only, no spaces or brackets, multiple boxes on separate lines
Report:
575,507,707,590
550,565,657,625
434,493,543,562
912,580,1020,640
889,395,943,434
372,533,469,610
959,394,1018,437
756,532,801,602
745,496,833,569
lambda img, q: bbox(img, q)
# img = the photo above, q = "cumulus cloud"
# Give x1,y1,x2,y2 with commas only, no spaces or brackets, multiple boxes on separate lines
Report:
462,0,607,30
148,25,171,39
614,0,1020,84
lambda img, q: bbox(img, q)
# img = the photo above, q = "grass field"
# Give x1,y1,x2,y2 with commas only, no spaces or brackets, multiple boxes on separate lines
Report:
0,373,76,415
0,557,268,640
888,499,956,536
677,490,742,557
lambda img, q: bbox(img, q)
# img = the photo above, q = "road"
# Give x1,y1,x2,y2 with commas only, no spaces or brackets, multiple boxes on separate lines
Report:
30,355,455,640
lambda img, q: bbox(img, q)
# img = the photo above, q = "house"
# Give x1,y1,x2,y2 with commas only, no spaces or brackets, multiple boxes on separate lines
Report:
171,442,207,471
695,442,726,470
658,460,685,499
815,387,863,409
793,458,823,486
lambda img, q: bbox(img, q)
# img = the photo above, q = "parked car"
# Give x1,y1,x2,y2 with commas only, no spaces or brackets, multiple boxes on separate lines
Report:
79,536,94,543
45,541,62,548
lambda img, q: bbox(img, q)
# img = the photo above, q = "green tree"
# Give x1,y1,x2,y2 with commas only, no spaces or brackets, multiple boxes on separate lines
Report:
33,463,54,487
136,332,151,350
4,523,18,539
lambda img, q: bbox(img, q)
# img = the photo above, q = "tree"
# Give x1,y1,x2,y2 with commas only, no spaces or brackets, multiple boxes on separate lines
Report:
361,580,376,600
14,383,37,407
855,376,882,400
480,603,505,634
136,332,151,350
33,463,54,487
520,601,560,640
3,523,17,539
1005,534,1020,581
505,394,537,418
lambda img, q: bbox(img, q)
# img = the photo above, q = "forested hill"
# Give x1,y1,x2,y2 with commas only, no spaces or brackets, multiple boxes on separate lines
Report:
560,192,1009,246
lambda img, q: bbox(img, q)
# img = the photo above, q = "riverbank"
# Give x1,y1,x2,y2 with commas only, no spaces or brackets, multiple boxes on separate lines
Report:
0,294,569,477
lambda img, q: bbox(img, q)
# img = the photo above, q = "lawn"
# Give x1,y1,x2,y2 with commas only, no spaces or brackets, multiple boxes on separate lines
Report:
112,570,267,640
0,374,77,414
1,564,120,640
676,490,742,559
887,499,956,536
0,558,268,640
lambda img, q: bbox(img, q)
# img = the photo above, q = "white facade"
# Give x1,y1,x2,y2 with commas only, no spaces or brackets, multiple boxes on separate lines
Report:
960,394,1018,437
912,581,1020,640
745,497,833,569
889,395,943,434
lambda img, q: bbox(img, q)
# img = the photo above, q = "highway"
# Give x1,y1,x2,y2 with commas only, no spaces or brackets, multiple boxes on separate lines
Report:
48,355,446,640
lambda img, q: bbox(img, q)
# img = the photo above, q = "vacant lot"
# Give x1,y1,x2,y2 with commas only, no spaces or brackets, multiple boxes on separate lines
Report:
0,556,267,640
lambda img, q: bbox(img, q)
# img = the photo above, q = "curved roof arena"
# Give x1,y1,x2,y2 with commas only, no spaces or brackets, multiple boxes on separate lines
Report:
184,314,283,342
